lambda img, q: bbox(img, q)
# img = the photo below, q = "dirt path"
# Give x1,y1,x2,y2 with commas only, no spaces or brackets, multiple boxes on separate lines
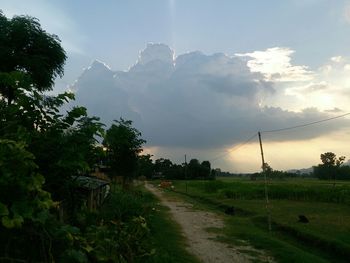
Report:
145,183,264,263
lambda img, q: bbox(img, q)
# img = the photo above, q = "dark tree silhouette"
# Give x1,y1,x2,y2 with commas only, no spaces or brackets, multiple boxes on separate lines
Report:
0,11,66,104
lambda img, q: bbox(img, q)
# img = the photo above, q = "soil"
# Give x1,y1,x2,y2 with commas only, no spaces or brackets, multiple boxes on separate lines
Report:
145,183,272,263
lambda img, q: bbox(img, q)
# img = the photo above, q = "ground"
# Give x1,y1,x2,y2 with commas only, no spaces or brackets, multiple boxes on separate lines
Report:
145,182,273,263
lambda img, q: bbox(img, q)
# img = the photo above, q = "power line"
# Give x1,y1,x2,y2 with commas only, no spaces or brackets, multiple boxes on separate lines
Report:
208,112,350,163
261,112,350,134
210,133,258,162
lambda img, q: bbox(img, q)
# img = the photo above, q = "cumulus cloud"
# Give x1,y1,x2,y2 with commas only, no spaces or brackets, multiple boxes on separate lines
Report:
72,44,350,151
137,43,174,65
268,54,350,113
286,81,329,95
331,56,344,63
236,47,313,82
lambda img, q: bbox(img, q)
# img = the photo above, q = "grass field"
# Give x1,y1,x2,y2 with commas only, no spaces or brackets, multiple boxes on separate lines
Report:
157,177,350,262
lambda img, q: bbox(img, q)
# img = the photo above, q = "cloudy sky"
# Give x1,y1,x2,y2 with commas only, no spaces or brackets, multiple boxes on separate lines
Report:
2,0,350,172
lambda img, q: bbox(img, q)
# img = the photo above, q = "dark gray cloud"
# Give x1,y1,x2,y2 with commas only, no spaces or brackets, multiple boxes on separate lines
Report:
72,44,350,149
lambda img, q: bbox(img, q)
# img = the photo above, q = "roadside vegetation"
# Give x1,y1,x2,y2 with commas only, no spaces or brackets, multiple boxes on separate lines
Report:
0,11,196,262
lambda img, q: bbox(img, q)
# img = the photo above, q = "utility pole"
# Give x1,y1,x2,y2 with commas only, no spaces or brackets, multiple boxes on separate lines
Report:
185,154,188,193
258,131,272,232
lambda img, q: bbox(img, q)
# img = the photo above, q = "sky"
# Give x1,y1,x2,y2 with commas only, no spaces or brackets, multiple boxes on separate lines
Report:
1,0,350,172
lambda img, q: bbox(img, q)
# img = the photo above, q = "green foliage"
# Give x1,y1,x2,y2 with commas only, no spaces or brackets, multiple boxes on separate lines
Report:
0,139,53,228
314,152,349,180
0,10,194,263
29,111,104,200
0,11,108,261
137,154,154,179
85,216,152,262
99,189,148,221
70,187,155,262
0,11,66,104
104,118,145,183
153,158,213,180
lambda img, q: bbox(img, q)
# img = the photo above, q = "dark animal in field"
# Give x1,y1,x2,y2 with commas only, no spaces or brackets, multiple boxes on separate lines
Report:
224,206,235,215
298,215,309,223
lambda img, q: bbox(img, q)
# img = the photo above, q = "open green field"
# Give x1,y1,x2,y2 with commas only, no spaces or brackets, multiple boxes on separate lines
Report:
160,177,350,262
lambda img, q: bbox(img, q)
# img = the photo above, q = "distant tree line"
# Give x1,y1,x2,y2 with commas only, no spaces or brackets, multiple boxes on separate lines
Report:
136,156,216,180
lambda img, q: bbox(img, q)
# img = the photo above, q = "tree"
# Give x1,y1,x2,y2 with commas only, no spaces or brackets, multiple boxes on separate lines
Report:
29,108,105,201
0,11,66,104
320,152,345,168
137,154,154,179
188,159,201,179
201,161,211,179
104,118,145,186
154,158,173,178
314,152,346,183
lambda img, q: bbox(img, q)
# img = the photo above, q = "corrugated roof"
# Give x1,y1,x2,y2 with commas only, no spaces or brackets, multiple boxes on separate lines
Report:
74,176,109,190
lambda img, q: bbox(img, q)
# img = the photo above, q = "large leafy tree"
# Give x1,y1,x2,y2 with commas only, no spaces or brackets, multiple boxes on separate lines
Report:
104,118,145,186
320,152,345,168
201,160,211,178
188,159,201,179
0,11,66,104
0,11,105,200
0,12,105,260
314,152,346,182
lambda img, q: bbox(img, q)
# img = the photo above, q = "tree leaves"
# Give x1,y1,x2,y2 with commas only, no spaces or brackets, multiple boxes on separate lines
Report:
0,202,8,217
104,118,146,182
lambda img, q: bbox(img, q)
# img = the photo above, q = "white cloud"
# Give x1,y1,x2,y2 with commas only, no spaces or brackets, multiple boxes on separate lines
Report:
72,44,349,151
272,54,350,112
331,56,344,63
286,81,328,96
66,44,350,172
137,43,174,65
236,47,313,82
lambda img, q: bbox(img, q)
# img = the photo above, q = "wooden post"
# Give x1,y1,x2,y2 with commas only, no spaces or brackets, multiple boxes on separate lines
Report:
185,154,188,193
258,131,272,232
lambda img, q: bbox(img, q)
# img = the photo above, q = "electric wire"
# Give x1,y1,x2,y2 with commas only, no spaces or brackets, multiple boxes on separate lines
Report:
261,112,350,134
208,112,350,162
210,132,258,162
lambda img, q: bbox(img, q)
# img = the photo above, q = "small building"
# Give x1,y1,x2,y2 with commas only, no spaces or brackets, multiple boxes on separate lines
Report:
75,176,110,211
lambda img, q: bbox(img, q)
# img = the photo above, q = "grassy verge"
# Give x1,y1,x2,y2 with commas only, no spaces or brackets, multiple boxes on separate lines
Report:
141,186,200,263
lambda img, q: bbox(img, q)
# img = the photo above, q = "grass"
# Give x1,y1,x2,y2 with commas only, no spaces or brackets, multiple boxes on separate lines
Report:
152,178,350,262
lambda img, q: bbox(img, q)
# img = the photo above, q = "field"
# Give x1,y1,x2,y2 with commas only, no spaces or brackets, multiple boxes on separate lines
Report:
159,177,350,262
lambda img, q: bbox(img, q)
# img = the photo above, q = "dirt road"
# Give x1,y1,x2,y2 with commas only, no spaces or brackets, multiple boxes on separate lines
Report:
145,183,263,263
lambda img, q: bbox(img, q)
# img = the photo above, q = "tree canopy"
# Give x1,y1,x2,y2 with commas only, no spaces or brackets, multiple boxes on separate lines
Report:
0,11,66,104
314,152,347,181
104,118,146,185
